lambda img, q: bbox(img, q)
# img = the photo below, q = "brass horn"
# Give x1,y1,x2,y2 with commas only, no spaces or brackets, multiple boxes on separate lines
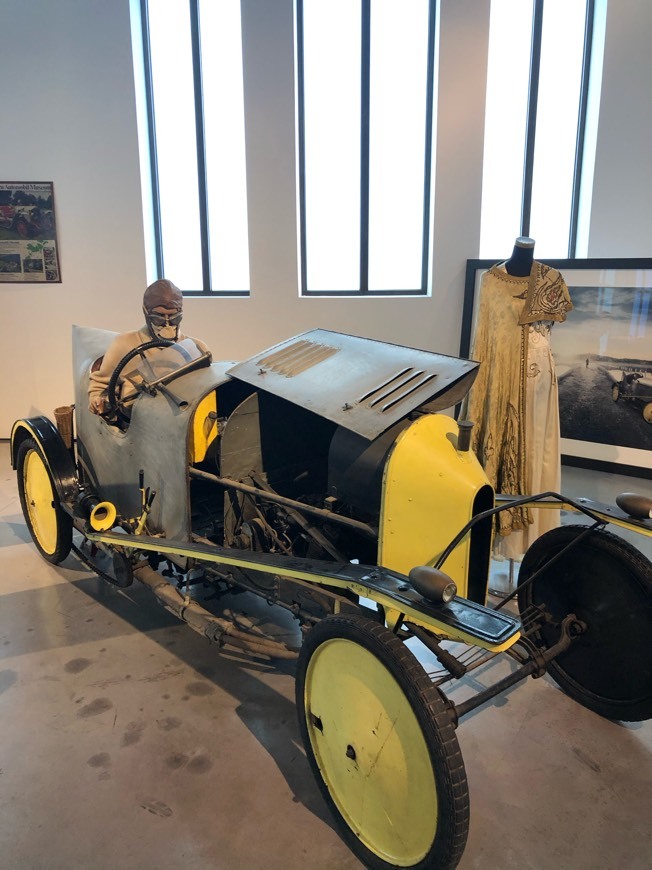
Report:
90,501,117,532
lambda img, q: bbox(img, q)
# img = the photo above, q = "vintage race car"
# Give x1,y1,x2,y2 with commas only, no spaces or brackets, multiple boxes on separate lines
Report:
0,203,54,239
11,326,652,870
608,368,652,423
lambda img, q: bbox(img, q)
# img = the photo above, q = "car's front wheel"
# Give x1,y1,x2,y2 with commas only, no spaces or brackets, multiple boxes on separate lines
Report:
296,614,469,869
611,384,620,402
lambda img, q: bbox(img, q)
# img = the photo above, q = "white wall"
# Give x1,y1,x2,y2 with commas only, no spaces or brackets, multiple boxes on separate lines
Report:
1,0,649,436
2,0,147,434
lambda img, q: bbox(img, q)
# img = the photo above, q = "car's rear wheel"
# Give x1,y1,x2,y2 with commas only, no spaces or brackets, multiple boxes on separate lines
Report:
643,402,652,423
518,525,652,722
296,614,469,869
17,438,72,564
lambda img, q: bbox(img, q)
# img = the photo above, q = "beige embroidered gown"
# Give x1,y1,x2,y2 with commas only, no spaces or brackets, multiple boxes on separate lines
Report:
462,262,573,559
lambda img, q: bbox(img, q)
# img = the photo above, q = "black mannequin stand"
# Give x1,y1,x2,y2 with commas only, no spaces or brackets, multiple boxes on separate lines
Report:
505,236,535,277
488,557,519,600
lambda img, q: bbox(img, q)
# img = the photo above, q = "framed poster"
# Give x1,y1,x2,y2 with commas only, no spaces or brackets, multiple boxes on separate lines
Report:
461,258,652,478
0,181,61,283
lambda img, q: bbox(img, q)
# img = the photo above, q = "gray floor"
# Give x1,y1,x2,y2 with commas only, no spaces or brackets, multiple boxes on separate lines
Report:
1,440,650,869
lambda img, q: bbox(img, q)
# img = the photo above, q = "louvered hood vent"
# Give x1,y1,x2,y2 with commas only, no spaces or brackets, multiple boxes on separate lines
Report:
227,329,479,441
256,339,338,376
358,368,438,413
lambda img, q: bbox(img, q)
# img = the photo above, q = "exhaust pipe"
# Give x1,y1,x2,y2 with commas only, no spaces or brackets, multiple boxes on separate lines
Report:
132,562,298,660
457,420,474,452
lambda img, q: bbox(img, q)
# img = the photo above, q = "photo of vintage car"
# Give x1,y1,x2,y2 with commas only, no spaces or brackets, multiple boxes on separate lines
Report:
0,203,55,239
608,368,652,423
11,326,652,870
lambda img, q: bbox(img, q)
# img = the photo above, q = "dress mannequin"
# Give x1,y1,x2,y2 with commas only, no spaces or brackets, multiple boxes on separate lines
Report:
462,237,573,561
505,236,535,277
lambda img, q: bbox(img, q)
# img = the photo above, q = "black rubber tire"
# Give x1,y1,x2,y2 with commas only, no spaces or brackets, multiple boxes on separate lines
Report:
105,338,172,421
611,384,620,402
518,525,652,721
296,614,469,869
17,438,72,565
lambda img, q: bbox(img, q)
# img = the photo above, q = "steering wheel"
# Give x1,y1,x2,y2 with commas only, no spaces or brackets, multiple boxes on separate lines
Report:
104,339,173,424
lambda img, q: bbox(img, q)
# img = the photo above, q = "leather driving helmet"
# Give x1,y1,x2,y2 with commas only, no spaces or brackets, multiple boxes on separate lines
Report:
143,279,183,340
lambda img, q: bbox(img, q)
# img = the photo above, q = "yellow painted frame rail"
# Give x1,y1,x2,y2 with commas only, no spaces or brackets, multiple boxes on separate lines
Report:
85,530,521,653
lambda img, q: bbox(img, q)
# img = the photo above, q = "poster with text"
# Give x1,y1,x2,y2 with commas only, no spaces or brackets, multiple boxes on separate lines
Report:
0,181,61,283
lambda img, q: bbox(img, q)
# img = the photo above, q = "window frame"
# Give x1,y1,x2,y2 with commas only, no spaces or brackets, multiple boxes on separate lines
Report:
139,0,250,297
519,0,595,256
296,0,438,296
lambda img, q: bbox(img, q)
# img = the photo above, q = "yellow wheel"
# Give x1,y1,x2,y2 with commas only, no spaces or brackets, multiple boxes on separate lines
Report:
643,402,652,423
296,615,469,869
17,438,72,564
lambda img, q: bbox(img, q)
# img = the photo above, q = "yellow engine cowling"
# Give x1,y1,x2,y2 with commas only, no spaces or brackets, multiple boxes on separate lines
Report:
378,414,494,603
189,391,219,464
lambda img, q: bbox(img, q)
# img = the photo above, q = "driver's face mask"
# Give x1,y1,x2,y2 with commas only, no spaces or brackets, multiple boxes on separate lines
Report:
145,307,183,341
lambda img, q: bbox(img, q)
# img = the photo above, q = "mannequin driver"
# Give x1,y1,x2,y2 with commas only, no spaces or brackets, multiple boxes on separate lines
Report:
141,279,184,342
88,279,211,416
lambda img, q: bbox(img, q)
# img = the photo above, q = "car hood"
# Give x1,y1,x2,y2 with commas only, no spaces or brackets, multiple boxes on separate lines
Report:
227,329,478,441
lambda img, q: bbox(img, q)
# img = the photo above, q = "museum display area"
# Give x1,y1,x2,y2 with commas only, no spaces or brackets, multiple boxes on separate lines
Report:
1,1,651,868
1,442,650,869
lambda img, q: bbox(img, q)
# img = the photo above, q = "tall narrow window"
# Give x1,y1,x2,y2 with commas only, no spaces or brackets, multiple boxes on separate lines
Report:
147,0,202,289
368,0,431,291
479,0,598,259
141,0,250,295
301,0,361,293
479,0,534,257
199,0,250,292
297,0,437,295
529,0,586,258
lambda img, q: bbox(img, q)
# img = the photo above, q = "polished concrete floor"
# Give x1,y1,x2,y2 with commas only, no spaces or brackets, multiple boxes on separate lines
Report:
1,439,650,869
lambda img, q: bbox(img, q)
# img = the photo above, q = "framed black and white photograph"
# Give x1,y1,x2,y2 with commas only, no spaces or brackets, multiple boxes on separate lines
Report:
461,258,652,478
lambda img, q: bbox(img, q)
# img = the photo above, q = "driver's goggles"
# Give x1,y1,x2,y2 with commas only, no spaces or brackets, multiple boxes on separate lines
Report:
146,311,183,327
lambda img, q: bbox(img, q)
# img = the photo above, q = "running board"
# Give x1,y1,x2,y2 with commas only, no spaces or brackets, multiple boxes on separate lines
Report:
84,530,521,651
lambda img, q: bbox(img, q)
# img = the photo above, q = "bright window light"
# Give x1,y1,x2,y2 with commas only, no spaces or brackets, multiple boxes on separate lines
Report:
479,0,533,258
148,0,202,290
303,0,361,292
530,0,586,258
199,0,250,292
575,0,607,258
368,0,429,291
300,0,435,294
144,0,250,294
